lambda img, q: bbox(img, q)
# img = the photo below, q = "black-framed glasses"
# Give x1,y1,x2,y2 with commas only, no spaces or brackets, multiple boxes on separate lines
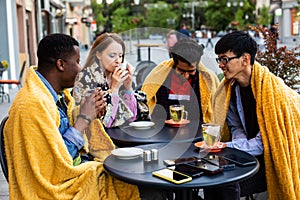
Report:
216,56,240,64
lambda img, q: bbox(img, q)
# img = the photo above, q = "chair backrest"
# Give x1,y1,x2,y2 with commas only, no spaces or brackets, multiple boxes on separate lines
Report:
0,116,9,182
19,60,26,86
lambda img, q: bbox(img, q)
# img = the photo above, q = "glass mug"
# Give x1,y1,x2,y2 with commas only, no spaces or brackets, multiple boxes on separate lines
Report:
169,105,188,122
201,123,221,148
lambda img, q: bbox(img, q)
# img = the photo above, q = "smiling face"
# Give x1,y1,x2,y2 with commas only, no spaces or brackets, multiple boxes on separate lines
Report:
217,51,252,86
97,41,123,73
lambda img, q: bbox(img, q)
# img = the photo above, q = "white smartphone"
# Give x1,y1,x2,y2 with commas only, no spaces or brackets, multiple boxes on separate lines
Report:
152,168,192,184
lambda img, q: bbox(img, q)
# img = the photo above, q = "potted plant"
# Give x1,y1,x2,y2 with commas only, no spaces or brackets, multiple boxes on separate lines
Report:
0,60,9,69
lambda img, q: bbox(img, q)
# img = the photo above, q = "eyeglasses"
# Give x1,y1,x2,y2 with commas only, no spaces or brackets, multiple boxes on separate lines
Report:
216,56,240,64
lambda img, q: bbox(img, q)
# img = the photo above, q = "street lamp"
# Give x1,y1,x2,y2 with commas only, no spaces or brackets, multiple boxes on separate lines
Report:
134,0,141,62
227,0,244,22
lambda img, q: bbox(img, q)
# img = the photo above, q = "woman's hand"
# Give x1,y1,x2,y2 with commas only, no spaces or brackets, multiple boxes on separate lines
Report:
111,66,131,93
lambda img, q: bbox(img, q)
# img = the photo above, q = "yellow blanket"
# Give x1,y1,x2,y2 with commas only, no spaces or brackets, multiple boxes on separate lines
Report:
212,62,300,200
141,59,219,123
4,67,140,200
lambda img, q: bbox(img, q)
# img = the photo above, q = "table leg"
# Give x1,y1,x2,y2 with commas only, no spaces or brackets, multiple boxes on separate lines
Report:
137,47,141,62
174,189,194,200
0,84,4,103
0,84,10,103
147,47,151,62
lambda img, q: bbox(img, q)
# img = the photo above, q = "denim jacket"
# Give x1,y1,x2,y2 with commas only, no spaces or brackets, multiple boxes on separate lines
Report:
36,71,84,159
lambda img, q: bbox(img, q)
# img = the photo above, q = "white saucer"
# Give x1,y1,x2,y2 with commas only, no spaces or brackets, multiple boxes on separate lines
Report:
111,147,143,159
129,121,155,129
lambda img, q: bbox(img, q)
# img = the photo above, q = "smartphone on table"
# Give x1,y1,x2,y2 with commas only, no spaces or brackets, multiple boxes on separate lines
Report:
223,154,256,166
185,159,224,175
202,155,235,171
152,168,192,184
172,163,204,178
163,156,198,167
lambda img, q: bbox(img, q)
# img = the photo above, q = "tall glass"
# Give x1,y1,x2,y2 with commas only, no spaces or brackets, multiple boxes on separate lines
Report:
201,123,221,151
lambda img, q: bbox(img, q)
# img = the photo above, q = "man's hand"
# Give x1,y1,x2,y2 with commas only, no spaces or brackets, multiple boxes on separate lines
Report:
74,88,107,132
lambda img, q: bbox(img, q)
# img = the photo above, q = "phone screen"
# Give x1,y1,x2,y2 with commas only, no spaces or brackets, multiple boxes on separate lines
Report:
152,168,192,184
202,155,235,170
186,160,223,174
223,154,256,166
174,164,204,178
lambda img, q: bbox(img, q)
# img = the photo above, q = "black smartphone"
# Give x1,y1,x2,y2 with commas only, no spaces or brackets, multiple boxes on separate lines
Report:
223,154,256,166
173,163,204,178
152,168,192,184
163,157,198,167
186,160,223,175
202,155,235,171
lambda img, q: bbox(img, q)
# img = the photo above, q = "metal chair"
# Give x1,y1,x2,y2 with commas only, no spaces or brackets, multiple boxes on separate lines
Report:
0,116,9,182
0,60,26,102
134,60,157,89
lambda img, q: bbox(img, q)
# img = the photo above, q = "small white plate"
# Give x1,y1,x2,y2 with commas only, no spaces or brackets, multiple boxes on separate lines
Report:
111,147,143,159
129,121,155,129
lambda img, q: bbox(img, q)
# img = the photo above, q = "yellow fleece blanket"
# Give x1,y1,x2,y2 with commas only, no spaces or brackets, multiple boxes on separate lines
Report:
4,67,140,200
212,62,300,200
141,59,219,123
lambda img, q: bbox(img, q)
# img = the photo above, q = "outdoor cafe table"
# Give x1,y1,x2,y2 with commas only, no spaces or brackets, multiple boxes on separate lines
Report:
103,142,259,200
105,119,202,147
134,43,165,62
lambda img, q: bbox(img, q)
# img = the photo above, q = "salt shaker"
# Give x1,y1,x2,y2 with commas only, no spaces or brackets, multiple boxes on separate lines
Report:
151,149,158,161
143,150,152,162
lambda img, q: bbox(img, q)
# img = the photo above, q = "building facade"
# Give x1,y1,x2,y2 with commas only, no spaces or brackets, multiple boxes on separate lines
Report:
257,0,299,43
0,0,92,94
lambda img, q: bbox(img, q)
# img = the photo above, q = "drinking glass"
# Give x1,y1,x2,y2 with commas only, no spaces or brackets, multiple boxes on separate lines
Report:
201,123,221,151
169,105,188,122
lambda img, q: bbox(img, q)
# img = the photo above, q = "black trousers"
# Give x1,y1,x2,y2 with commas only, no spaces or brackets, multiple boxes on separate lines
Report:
203,182,240,200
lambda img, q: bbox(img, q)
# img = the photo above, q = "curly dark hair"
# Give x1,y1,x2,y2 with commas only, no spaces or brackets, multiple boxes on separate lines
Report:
37,33,79,68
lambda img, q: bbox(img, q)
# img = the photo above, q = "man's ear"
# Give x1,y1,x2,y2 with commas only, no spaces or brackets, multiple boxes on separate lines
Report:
243,53,250,64
56,59,65,71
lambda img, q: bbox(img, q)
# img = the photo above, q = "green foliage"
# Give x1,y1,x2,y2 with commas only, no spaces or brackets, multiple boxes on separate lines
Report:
256,5,272,26
253,26,300,92
111,7,137,32
91,1,106,31
205,0,231,32
205,0,255,32
217,73,224,81
91,0,259,34
143,2,177,28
